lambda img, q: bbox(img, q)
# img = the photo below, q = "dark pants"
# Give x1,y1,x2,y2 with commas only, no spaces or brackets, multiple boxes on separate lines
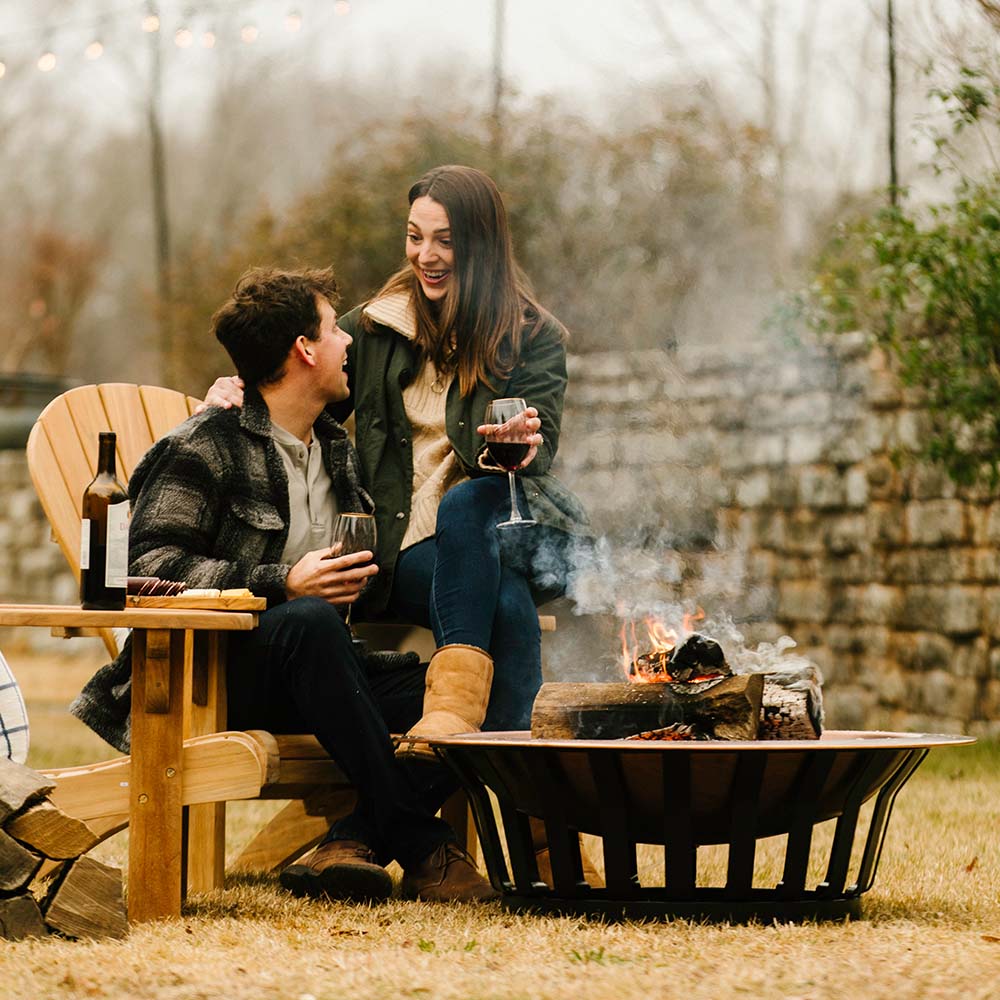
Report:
226,596,455,869
389,476,572,731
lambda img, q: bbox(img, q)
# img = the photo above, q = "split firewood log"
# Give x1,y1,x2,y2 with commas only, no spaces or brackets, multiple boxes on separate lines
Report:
1,758,126,940
0,894,46,941
757,663,824,740
6,800,99,860
530,674,764,741
40,857,127,940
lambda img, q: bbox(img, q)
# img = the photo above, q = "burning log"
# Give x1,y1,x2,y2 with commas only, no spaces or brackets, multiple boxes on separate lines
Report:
530,674,764,741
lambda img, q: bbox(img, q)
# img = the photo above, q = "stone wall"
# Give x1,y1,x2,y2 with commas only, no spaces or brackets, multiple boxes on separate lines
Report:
1,334,998,734
556,334,999,738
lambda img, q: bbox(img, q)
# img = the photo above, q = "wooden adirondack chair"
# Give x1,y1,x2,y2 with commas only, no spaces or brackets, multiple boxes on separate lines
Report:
26,383,472,897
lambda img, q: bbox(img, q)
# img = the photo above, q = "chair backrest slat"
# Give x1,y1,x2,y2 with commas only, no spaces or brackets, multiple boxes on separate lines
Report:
140,385,200,442
98,384,155,481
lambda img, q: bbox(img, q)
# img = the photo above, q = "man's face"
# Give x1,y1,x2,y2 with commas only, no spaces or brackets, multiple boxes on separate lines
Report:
311,296,352,401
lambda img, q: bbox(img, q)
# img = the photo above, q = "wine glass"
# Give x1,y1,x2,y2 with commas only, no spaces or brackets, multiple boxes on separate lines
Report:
483,397,537,529
330,512,377,627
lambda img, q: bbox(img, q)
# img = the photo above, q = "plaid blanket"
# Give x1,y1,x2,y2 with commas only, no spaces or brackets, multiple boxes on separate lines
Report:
0,648,29,764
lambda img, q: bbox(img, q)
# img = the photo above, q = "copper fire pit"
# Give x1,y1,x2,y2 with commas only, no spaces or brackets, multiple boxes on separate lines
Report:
429,730,973,922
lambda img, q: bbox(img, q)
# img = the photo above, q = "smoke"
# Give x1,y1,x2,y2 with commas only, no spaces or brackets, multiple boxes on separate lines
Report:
535,531,822,688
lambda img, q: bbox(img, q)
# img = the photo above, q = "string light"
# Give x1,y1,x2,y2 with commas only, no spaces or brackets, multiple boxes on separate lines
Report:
334,1,351,15
0,2,327,78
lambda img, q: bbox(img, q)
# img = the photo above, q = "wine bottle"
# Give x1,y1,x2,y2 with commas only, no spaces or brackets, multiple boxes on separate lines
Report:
80,431,130,610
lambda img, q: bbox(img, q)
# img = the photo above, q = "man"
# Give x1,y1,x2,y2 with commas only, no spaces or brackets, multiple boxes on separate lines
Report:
71,266,496,904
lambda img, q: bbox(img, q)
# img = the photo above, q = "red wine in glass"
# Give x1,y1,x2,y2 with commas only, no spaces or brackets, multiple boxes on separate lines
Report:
330,512,377,626
483,397,536,529
486,441,530,471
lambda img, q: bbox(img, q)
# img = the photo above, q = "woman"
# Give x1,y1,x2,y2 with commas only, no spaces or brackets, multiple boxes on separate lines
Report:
205,164,589,756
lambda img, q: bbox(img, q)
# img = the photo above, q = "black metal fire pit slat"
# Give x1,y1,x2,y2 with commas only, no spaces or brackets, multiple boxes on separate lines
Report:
661,751,697,894
852,748,929,895
588,749,639,898
535,749,588,896
777,751,838,898
724,750,768,897
819,750,886,896
499,806,541,894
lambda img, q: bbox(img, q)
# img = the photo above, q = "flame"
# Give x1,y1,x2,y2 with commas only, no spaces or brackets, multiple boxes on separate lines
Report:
620,608,705,683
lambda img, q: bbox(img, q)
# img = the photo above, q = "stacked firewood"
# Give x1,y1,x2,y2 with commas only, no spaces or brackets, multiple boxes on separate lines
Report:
0,757,127,941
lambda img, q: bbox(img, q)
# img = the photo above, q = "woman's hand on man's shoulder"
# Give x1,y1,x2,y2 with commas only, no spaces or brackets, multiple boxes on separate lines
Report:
196,375,245,414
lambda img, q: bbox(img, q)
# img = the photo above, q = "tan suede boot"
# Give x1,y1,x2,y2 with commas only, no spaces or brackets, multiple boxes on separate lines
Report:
396,644,494,761
530,817,605,888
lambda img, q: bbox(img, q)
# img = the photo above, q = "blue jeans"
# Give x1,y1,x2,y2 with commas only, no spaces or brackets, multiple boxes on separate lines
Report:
389,476,571,731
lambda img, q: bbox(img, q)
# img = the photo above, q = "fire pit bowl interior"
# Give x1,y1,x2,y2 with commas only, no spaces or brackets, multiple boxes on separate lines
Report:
430,730,973,922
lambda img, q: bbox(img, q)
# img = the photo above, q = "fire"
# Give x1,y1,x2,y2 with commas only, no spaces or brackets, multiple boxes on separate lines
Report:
620,608,705,683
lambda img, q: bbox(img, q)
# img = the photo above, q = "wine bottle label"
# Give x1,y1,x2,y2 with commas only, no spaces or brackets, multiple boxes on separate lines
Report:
105,500,130,588
80,519,91,570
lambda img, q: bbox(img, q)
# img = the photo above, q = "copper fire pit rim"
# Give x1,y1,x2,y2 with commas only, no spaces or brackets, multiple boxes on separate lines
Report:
427,729,976,752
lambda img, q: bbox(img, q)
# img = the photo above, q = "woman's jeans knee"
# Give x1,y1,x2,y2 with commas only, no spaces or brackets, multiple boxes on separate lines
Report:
391,477,574,731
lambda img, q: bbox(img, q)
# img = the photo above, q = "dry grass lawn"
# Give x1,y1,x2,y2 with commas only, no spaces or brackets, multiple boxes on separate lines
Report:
3,646,999,1000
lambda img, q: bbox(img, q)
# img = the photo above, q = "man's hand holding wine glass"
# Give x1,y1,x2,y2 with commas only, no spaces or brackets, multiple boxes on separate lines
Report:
285,545,377,604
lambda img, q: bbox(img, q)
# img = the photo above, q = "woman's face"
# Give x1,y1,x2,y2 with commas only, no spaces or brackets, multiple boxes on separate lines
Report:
406,196,454,303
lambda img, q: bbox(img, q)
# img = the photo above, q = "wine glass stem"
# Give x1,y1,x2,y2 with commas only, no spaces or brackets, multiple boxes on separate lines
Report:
507,471,522,522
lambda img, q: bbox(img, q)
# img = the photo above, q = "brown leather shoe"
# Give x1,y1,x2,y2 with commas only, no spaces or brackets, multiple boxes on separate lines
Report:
279,840,392,903
401,842,500,902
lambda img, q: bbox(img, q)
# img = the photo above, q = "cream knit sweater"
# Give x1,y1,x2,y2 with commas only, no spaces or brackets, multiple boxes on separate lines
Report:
363,293,468,551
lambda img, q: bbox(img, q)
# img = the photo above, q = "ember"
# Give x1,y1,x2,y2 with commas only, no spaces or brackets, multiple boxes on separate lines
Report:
625,722,710,741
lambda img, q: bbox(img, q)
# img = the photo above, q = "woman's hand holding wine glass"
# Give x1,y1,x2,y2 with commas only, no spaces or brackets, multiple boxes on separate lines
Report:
479,398,540,529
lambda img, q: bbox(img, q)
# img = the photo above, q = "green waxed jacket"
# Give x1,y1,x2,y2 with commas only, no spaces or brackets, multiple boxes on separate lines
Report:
333,302,591,613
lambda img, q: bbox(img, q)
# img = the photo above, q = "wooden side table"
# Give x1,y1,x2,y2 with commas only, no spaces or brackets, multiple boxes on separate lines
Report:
0,604,257,922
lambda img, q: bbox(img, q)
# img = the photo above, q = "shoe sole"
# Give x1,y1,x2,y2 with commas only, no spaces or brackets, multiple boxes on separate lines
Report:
280,863,392,904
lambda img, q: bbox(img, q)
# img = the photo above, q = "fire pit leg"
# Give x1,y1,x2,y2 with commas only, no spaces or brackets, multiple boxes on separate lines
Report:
819,750,890,896
777,752,837,898
662,752,697,894
498,805,544,893
851,748,929,895
434,748,513,892
589,751,639,897
533,749,590,896
724,752,768,898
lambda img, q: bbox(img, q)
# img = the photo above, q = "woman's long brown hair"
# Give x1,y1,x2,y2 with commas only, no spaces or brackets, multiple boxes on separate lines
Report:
368,164,565,396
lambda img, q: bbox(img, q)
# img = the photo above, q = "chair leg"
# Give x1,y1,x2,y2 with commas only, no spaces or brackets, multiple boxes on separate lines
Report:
185,803,227,893
184,632,228,893
230,788,358,874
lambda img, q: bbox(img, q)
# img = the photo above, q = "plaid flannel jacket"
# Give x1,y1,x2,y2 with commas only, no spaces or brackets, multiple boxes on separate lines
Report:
70,387,372,752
